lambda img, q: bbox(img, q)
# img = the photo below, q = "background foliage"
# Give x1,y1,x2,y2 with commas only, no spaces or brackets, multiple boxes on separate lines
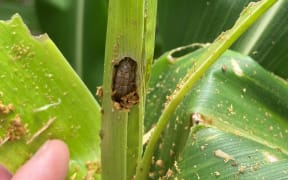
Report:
0,0,287,179
1,0,287,93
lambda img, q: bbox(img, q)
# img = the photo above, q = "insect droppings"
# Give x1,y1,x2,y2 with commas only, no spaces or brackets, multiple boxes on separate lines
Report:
7,114,26,141
112,57,139,109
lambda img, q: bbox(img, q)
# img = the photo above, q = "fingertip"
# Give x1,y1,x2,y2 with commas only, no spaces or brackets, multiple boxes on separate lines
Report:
13,139,69,180
40,139,70,160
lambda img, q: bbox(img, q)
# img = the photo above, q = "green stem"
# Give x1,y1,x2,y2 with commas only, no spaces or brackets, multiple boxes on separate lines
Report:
101,0,157,179
135,0,278,179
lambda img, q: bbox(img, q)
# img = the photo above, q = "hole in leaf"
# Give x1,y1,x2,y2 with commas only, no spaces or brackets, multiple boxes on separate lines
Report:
168,43,209,63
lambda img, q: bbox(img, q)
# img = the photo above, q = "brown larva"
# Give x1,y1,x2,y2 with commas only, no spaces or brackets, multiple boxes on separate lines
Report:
112,57,137,104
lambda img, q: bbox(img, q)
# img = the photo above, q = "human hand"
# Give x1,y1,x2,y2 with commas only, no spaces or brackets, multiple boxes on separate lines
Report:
0,140,69,180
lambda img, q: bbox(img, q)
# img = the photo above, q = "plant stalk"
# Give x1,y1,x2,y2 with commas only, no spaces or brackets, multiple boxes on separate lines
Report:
101,0,157,179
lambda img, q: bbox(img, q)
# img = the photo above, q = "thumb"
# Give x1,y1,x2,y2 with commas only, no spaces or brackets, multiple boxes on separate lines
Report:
0,164,12,180
12,140,69,180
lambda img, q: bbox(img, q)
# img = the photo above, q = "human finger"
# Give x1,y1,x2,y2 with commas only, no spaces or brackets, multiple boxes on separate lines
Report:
12,140,69,180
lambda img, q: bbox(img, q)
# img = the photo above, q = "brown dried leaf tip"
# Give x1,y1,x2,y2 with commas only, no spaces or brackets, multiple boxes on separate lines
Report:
7,114,26,141
112,57,139,109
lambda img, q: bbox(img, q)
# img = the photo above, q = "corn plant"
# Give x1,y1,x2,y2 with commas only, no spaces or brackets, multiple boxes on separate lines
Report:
0,0,287,179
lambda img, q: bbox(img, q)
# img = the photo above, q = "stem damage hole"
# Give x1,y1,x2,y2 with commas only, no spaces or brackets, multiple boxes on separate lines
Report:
112,57,139,110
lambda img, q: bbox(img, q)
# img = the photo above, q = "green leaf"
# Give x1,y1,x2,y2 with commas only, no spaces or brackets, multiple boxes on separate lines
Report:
177,128,288,179
156,0,253,53
156,0,288,78
0,15,101,178
233,0,288,78
145,48,288,178
140,1,279,178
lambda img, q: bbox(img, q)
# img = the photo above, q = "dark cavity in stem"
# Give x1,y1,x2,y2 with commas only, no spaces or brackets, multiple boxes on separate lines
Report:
112,57,139,109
